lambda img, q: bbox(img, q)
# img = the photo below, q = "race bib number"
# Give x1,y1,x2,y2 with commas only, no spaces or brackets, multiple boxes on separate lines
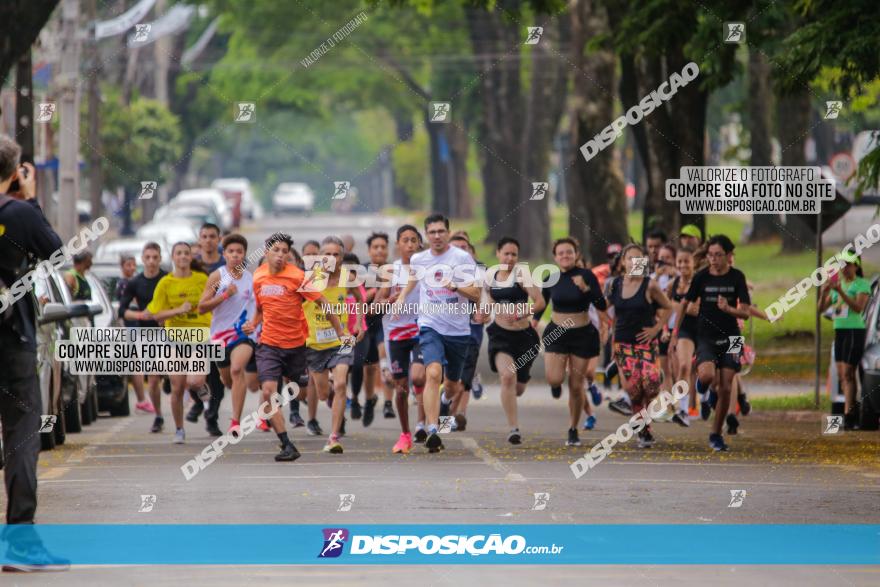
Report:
833,304,849,319
316,327,339,343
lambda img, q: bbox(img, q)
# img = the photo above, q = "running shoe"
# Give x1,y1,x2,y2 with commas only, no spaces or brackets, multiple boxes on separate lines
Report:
307,419,323,436
350,399,362,420
609,398,632,416
550,385,562,399
588,383,602,406
383,400,395,419
700,395,712,421
363,396,378,428
637,426,655,448
566,428,581,447
709,433,729,452
1,542,70,572
323,436,343,454
173,428,185,444
708,389,718,410
258,418,271,432
472,374,483,399
672,410,690,427
737,392,751,416
339,417,347,437
726,413,739,435
205,420,223,437
275,443,301,462
229,419,241,439
392,432,413,454
289,411,305,428
425,431,444,453
688,407,699,418
150,416,164,433
507,429,522,445
135,400,155,414
844,408,859,431
654,407,675,423
454,413,467,432
414,426,428,443
185,403,202,423
583,415,596,430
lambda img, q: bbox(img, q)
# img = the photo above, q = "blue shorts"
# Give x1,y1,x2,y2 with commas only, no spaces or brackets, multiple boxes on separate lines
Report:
418,327,471,382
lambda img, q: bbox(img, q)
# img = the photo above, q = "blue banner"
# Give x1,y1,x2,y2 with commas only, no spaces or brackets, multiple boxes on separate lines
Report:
1,525,877,565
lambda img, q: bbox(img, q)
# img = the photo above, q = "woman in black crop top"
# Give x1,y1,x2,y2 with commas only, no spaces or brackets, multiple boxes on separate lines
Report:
531,237,608,448
605,244,675,448
483,237,545,445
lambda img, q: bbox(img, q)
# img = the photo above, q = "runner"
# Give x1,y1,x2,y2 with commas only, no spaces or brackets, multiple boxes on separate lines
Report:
290,239,321,429
668,245,699,425
116,254,155,413
574,255,602,429
243,233,349,461
391,213,481,453
187,223,226,434
301,236,364,454
605,243,675,448
145,242,211,444
671,235,753,452
64,251,93,301
645,229,667,269
532,237,607,447
344,252,378,427
372,225,427,452
118,242,167,428
197,233,260,438
485,237,545,444
652,243,679,423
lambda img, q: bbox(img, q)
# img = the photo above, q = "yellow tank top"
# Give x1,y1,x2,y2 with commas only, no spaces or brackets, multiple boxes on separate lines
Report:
303,285,349,350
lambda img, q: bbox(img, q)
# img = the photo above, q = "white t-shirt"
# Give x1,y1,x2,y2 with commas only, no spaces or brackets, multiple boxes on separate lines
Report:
410,245,477,337
382,259,420,341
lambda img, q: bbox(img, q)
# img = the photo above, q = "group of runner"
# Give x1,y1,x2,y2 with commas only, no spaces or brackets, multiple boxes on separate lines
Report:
112,214,787,460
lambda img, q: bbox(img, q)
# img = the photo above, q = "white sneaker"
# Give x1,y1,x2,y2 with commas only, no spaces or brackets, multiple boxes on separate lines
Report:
173,428,185,444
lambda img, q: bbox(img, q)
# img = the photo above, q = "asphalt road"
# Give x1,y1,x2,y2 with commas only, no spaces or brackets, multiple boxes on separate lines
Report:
12,381,879,585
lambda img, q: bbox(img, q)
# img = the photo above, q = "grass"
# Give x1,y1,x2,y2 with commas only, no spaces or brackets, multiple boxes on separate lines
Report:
750,393,832,412
440,207,880,379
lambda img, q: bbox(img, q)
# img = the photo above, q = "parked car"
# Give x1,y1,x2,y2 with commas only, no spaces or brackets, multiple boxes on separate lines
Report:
95,237,170,270
272,182,314,214
172,188,233,230
136,220,199,247
82,272,131,417
212,177,256,221
155,202,220,228
857,275,880,430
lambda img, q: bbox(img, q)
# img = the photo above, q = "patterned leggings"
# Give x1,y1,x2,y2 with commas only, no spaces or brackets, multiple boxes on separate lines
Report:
613,341,662,407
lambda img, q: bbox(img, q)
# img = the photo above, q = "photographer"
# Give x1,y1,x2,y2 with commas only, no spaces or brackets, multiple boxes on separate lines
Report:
0,135,68,572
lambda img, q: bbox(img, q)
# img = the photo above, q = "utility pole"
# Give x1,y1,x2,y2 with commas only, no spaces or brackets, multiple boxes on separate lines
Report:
14,51,35,162
86,0,103,222
58,0,82,242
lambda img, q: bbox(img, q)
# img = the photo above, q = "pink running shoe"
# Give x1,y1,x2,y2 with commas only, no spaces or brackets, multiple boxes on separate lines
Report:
229,419,241,439
258,418,271,432
392,432,413,454
135,401,155,414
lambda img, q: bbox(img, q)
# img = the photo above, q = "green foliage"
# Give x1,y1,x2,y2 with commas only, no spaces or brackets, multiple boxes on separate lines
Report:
94,93,182,192
392,124,431,209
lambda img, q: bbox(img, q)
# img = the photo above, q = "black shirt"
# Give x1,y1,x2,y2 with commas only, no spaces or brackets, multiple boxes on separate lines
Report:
608,277,656,344
670,275,699,334
685,266,751,341
534,267,606,320
0,197,64,351
118,270,168,327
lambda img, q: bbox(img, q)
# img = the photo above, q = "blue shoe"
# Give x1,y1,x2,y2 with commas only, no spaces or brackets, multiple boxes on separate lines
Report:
588,383,602,406
2,542,70,572
583,415,596,430
700,395,711,421
709,433,729,452
708,389,718,410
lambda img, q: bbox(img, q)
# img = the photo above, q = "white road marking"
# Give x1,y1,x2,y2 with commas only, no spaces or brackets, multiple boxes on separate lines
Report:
459,437,526,482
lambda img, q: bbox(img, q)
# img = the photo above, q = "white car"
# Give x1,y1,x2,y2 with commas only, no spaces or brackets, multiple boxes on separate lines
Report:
95,238,170,268
136,220,199,247
273,182,314,214
173,188,233,230
155,202,221,227
212,177,256,220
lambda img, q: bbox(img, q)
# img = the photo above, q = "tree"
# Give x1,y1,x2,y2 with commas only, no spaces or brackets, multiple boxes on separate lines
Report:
0,0,59,87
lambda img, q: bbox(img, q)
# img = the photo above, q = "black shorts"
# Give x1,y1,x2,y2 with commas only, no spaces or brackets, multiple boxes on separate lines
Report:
543,321,600,359
460,341,481,390
834,328,866,366
678,323,697,342
388,337,423,379
217,338,257,373
255,344,308,384
488,322,540,384
695,336,741,372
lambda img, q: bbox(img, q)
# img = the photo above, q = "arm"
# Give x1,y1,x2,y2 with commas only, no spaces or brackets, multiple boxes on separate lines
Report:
242,305,262,334
532,284,551,322
197,270,229,314
526,284,545,315
834,285,869,314
63,272,77,296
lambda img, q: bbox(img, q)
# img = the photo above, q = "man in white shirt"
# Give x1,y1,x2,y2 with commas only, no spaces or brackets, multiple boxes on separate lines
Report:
392,214,481,453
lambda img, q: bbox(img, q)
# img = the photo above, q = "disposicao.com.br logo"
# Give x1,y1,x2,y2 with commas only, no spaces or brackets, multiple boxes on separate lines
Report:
318,528,563,558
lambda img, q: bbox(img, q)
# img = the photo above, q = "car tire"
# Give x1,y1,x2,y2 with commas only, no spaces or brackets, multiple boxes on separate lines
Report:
859,393,879,430
54,408,66,446
110,392,131,417
81,389,95,425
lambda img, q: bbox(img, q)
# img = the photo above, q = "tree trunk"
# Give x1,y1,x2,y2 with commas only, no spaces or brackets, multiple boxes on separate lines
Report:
747,49,778,242
465,3,522,243
448,122,473,218
392,111,414,208
777,88,816,252
567,0,628,264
